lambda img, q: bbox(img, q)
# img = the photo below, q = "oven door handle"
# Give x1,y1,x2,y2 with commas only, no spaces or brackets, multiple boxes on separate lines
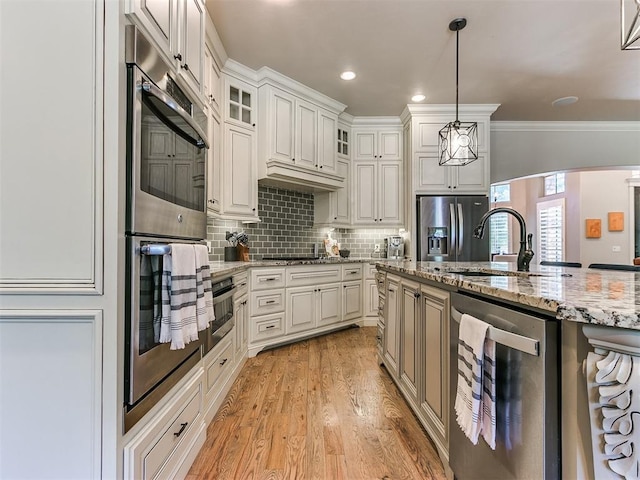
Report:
213,286,236,304
140,80,209,149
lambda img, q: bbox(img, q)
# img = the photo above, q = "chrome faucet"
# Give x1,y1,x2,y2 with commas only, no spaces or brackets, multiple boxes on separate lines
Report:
473,207,534,272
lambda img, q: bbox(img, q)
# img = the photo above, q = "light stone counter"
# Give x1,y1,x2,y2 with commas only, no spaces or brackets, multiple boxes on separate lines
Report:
375,260,640,330
209,257,382,278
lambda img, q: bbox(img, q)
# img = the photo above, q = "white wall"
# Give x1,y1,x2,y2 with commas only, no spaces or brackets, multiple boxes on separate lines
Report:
491,122,640,183
579,170,634,266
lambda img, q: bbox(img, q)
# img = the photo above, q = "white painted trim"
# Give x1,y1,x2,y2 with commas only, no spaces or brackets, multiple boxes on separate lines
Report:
351,116,403,127
404,104,501,116
222,58,259,85
491,121,640,132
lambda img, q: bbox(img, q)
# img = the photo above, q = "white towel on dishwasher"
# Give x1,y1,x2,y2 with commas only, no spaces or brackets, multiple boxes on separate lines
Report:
162,244,199,350
455,313,490,445
194,244,215,331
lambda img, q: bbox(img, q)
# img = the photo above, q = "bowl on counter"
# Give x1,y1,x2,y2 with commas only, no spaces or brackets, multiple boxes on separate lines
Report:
339,249,350,258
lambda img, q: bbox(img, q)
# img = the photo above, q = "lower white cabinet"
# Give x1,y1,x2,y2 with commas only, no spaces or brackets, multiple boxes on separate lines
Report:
342,280,362,321
400,279,420,405
286,282,341,333
123,368,206,480
384,274,400,378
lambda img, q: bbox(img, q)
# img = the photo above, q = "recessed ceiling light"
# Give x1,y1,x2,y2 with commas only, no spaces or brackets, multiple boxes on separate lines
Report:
340,71,356,81
411,94,426,102
552,96,579,107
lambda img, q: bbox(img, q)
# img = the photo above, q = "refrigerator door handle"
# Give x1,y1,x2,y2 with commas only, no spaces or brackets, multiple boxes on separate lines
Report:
458,203,464,255
450,203,456,256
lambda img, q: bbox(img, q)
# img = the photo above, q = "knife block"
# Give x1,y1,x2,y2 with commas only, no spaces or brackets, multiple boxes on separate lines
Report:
237,244,250,262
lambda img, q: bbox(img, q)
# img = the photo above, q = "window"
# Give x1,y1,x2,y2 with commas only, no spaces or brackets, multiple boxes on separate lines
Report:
537,198,565,262
489,183,512,254
544,173,565,196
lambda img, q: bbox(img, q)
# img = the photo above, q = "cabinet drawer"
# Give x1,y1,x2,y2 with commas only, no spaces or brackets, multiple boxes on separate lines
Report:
205,339,234,394
341,264,363,281
251,288,285,316
251,268,286,290
286,265,341,287
233,271,249,297
251,313,285,342
366,263,377,279
143,384,201,480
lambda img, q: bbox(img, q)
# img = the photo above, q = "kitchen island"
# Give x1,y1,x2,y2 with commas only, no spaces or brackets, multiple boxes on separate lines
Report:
374,260,640,480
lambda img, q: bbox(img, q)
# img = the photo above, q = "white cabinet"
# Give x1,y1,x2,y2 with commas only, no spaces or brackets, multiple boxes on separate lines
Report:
363,264,379,319
225,76,256,131
353,160,402,226
221,123,258,220
354,129,401,161
126,0,205,97
248,268,287,356
415,153,489,194
257,84,343,190
233,271,249,360
313,157,350,226
400,279,420,405
286,283,341,333
206,113,221,214
203,44,221,116
384,274,400,378
337,125,350,159
342,281,362,321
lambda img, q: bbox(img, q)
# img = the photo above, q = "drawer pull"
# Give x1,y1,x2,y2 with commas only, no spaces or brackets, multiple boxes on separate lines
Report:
173,422,188,438
265,300,276,304
348,270,359,275
261,277,277,282
220,358,228,366
265,325,275,329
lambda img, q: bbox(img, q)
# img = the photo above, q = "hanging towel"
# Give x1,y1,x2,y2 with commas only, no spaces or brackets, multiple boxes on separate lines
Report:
481,337,497,449
164,244,199,350
455,313,490,445
194,244,215,331
138,254,156,351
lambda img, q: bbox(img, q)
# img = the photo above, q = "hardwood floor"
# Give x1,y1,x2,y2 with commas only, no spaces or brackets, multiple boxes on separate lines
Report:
186,326,447,480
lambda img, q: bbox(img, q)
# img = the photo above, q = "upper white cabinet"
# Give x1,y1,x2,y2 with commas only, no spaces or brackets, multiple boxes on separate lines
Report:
314,158,350,226
221,122,258,220
354,129,401,161
256,71,347,191
224,76,256,131
402,104,499,196
203,44,221,116
126,0,205,99
415,153,489,194
337,125,350,159
206,114,221,214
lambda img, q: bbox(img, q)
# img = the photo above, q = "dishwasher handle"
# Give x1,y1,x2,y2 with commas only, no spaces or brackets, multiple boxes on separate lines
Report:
451,306,539,356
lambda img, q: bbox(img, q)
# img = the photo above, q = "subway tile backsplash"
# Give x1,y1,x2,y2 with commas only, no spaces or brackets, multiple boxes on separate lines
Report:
207,186,401,261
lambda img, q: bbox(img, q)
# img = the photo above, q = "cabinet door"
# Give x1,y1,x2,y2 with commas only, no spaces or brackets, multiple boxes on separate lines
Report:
365,278,378,317
415,154,451,193
226,78,256,130
400,280,420,403
129,0,174,57
223,124,256,217
286,286,316,334
334,158,350,224
269,88,295,163
354,131,376,160
378,131,401,160
419,284,450,446
454,154,489,193
234,294,248,359
342,281,362,321
294,98,317,170
378,161,402,224
203,45,221,115
353,162,377,224
206,114,221,213
384,277,400,378
179,0,204,89
317,283,341,327
317,109,337,174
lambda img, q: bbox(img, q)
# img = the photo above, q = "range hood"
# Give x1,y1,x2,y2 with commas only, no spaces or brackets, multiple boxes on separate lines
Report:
258,159,345,193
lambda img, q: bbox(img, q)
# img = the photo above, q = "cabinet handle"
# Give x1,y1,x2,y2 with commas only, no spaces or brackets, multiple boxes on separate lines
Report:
453,185,457,189
292,158,296,162
174,53,182,61
262,277,276,282
265,300,276,304
182,63,190,71
220,358,228,366
319,165,323,168
265,325,275,329
173,422,188,437
374,219,377,222
252,208,256,211
334,217,337,220
414,292,421,299
208,199,215,204
252,123,256,127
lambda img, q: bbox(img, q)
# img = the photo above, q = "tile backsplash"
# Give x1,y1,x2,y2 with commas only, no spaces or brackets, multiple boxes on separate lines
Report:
207,186,402,261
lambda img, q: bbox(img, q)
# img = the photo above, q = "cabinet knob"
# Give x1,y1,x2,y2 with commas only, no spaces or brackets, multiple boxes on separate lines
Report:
252,123,256,127
334,217,337,220
319,165,323,168
374,219,377,222
292,158,295,162
252,208,256,211
208,199,215,204
414,292,421,299
453,186,457,189
174,53,182,61
182,63,190,71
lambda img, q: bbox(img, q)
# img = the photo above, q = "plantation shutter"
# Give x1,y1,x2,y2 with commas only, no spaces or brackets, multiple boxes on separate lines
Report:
537,199,564,262
489,213,510,254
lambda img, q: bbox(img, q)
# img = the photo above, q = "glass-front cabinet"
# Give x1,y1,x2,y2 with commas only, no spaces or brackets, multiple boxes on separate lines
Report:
225,78,256,131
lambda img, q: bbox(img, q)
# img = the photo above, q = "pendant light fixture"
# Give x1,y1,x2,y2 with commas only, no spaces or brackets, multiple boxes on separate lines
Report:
621,0,640,50
438,17,478,167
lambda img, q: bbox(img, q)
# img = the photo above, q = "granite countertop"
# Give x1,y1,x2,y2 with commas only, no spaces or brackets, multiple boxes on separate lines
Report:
375,260,640,331
209,257,385,277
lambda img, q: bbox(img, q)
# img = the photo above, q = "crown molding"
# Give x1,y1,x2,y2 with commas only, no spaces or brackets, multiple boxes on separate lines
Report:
491,121,640,132
351,116,403,128
405,104,501,116
222,58,259,85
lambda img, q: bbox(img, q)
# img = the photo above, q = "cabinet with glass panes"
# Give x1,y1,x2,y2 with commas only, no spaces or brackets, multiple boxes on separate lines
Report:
224,76,256,131
337,126,350,158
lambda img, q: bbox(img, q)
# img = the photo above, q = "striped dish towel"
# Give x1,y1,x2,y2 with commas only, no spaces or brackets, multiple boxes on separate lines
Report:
454,313,490,445
159,244,200,350
194,244,215,331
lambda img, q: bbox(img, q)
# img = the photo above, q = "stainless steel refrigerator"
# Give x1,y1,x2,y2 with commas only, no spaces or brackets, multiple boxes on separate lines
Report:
417,195,490,262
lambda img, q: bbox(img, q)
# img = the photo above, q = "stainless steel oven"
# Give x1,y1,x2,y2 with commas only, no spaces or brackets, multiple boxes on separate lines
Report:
125,25,208,240
204,277,236,354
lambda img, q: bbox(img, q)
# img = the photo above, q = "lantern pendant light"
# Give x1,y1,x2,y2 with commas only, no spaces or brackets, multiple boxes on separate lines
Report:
438,17,479,167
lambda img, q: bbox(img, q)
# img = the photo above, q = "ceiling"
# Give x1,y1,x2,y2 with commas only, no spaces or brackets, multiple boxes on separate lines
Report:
205,0,640,122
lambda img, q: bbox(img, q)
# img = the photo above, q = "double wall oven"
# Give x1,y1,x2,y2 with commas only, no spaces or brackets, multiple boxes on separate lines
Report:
124,26,211,432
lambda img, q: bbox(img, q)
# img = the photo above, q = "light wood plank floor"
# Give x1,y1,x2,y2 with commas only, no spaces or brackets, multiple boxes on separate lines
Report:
186,326,447,480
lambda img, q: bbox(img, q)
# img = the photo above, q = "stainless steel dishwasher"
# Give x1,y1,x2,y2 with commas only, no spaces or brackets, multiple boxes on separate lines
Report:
449,291,560,480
